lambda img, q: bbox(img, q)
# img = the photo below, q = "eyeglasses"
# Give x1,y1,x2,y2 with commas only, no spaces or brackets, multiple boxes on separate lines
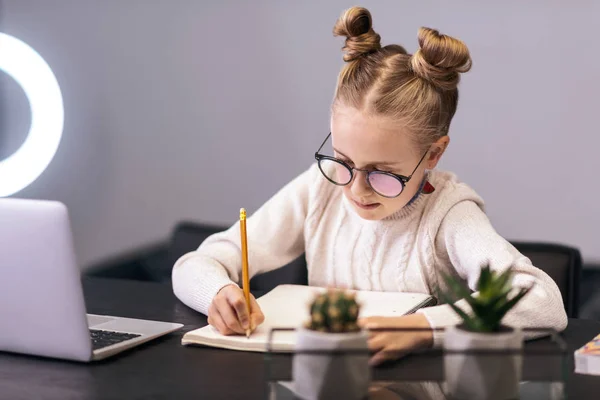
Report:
314,132,428,198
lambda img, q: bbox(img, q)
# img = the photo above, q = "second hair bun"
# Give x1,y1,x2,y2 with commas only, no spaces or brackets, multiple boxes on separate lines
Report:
410,27,472,91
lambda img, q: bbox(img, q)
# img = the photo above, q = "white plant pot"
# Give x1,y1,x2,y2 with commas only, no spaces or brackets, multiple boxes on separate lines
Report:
443,325,523,400
292,327,370,400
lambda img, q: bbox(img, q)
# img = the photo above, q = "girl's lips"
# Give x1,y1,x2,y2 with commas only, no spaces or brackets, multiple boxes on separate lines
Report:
353,200,381,210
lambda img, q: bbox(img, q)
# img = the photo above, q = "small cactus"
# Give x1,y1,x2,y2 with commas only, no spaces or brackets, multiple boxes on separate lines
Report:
305,289,361,333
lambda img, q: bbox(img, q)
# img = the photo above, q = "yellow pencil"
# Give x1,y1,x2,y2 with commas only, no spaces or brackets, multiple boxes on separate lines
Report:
240,208,251,338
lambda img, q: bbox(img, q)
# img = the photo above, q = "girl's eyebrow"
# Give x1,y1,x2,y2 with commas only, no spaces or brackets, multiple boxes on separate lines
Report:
333,147,404,167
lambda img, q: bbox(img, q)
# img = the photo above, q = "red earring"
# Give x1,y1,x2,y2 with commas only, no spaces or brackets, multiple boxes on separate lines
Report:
422,181,435,194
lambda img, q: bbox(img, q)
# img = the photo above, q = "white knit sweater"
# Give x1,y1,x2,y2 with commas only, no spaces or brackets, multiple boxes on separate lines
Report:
172,163,568,346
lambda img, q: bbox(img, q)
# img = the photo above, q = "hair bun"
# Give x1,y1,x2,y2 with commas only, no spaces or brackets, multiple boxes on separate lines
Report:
333,7,381,62
410,27,472,91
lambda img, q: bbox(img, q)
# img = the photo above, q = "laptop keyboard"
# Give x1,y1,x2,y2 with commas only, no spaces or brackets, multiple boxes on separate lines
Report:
90,329,141,350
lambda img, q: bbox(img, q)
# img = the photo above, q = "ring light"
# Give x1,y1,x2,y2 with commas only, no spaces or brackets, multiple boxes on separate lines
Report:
0,33,64,197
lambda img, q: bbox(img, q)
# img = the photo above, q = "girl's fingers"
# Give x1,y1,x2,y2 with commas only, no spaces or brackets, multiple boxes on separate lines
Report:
209,306,236,335
215,295,245,334
249,294,265,330
369,350,391,367
224,289,251,330
367,333,386,352
369,348,407,367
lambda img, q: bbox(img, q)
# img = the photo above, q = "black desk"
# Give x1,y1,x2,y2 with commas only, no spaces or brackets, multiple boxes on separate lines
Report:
0,278,599,399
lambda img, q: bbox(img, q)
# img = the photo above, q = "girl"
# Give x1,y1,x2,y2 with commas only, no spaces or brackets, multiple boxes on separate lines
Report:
172,6,567,366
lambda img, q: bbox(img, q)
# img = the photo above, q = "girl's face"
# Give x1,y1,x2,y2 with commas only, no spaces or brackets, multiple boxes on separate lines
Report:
330,105,445,221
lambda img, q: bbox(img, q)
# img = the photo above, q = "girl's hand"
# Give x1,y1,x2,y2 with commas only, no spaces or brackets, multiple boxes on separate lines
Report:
208,284,265,335
358,314,433,366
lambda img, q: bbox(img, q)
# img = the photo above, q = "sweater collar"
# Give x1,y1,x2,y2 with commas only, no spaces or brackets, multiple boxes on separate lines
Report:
382,190,428,221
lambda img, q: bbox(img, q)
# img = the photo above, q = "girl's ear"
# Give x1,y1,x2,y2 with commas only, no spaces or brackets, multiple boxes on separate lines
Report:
426,136,450,169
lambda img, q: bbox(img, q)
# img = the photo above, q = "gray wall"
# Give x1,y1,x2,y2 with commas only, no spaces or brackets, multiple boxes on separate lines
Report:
1,0,599,268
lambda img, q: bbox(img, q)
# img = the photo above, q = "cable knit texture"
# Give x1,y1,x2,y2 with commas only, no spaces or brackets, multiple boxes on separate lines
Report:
172,163,568,347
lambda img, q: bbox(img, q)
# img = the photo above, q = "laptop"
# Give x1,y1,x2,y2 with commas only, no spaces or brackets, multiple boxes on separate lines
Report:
0,198,183,362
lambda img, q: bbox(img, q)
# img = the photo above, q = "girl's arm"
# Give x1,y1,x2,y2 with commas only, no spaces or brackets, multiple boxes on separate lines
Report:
417,200,568,347
172,164,320,315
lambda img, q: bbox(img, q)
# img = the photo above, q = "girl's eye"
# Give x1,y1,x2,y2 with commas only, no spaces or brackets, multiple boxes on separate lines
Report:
374,167,392,173
338,157,353,167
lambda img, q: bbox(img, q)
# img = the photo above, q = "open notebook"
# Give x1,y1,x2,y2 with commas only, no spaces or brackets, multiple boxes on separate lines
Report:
182,284,436,352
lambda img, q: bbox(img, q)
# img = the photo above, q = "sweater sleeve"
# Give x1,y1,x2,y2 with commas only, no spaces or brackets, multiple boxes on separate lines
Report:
417,200,568,347
172,163,319,315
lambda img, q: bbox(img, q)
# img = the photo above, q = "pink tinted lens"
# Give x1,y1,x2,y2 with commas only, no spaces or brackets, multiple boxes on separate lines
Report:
319,159,351,184
369,172,403,197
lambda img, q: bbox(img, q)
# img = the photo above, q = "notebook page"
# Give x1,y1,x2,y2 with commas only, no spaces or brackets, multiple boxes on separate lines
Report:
182,284,434,352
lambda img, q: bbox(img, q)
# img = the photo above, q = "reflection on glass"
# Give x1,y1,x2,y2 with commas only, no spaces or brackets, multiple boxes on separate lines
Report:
270,380,564,400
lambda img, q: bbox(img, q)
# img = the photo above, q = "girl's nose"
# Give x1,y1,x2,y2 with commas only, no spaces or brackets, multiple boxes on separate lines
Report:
350,170,373,198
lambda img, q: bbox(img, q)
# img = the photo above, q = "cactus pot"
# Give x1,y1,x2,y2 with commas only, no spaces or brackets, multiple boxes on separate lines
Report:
443,325,523,400
292,327,370,400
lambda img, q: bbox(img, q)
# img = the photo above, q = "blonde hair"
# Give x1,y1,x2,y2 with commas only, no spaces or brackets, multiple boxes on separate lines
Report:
332,7,472,152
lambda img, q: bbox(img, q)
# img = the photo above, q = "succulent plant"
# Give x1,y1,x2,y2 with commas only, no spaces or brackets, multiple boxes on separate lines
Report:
305,289,361,333
441,265,532,333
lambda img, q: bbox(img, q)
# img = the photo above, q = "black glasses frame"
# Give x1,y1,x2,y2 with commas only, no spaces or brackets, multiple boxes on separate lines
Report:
314,132,429,198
